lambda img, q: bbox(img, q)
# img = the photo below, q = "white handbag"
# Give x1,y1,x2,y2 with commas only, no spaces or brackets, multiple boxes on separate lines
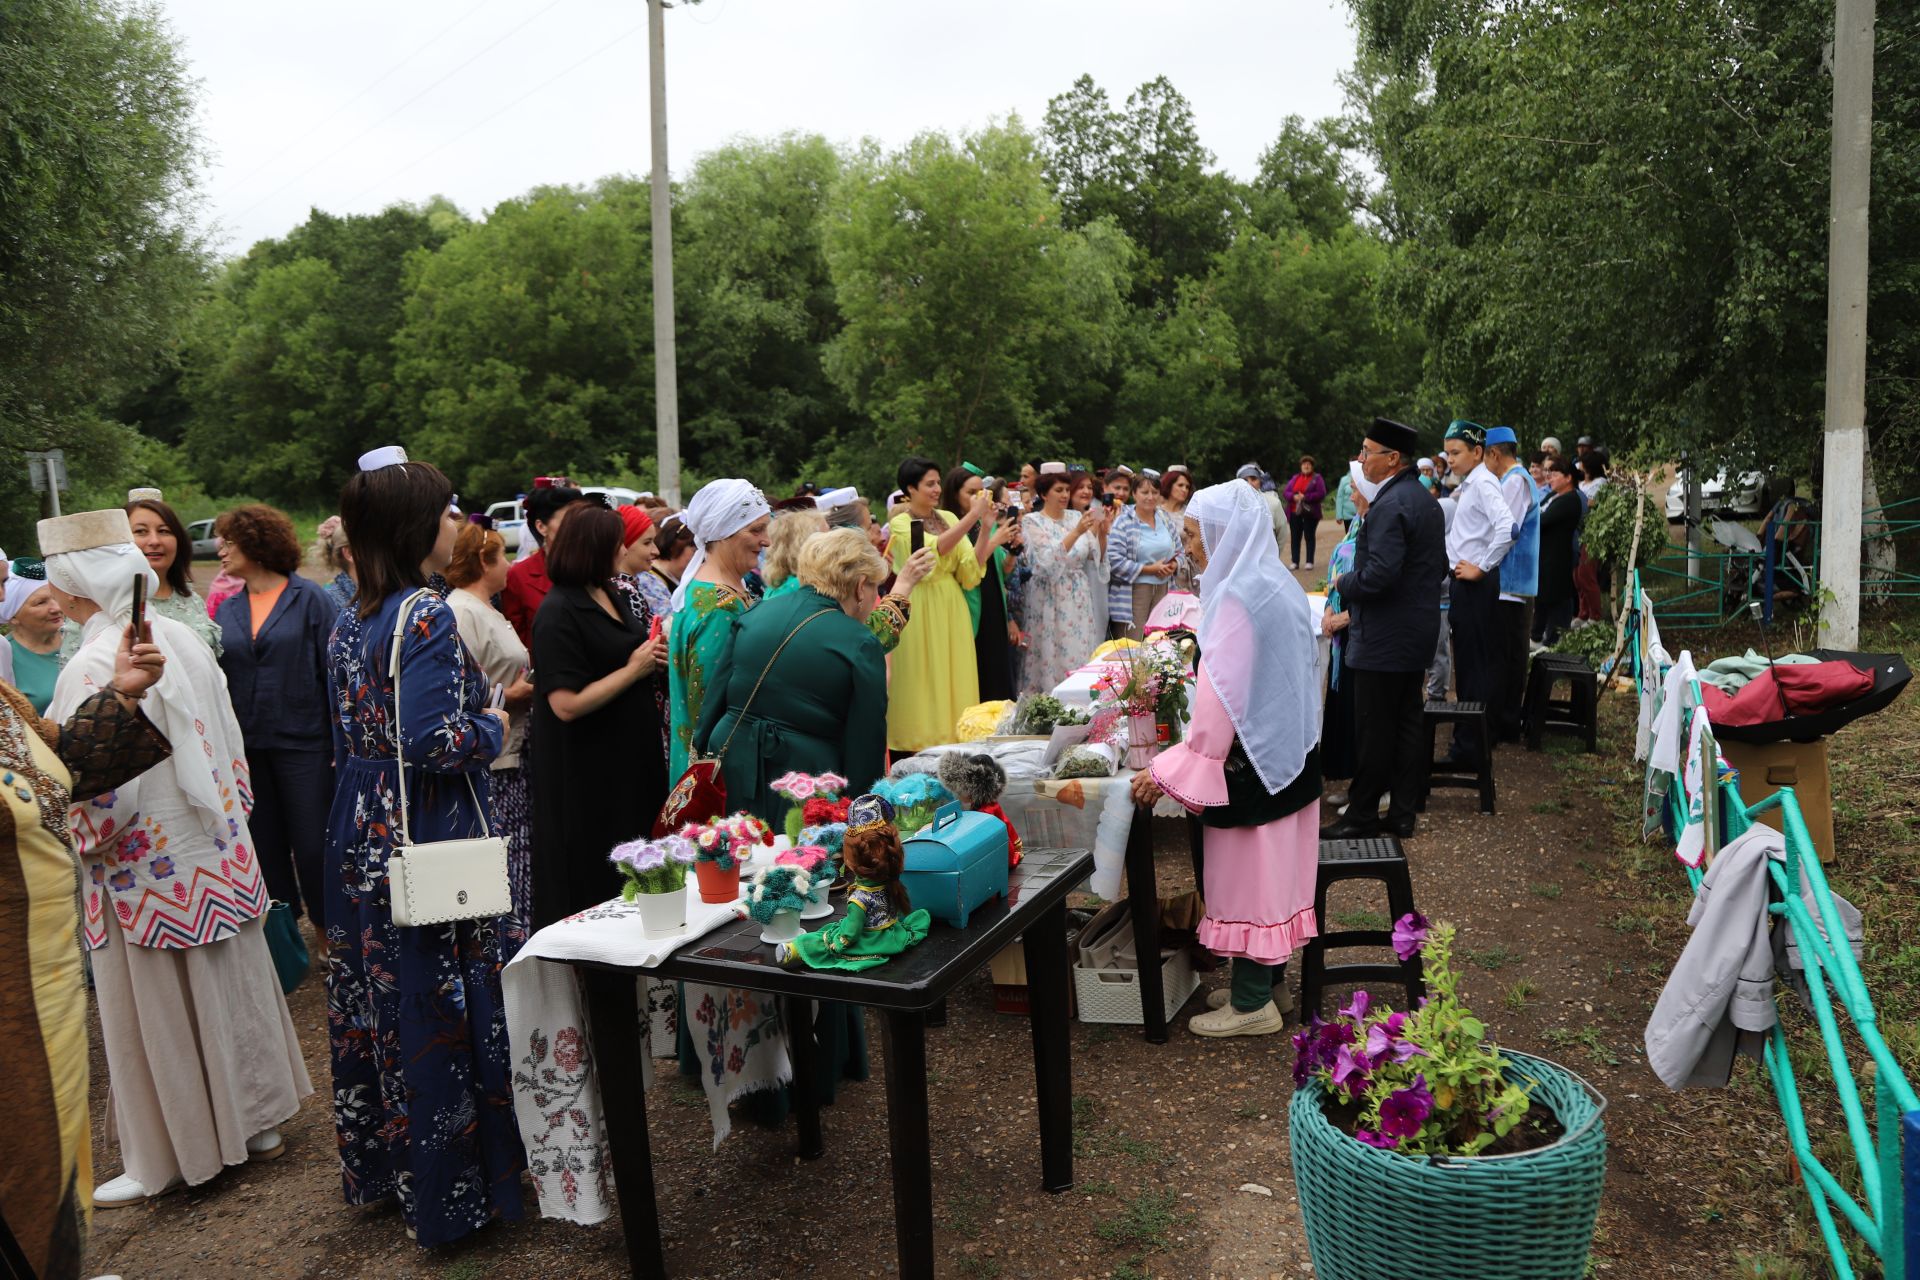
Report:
383,589,514,928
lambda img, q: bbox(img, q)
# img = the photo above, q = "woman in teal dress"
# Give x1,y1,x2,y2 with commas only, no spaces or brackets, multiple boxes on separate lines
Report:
667,480,771,781
693,529,892,827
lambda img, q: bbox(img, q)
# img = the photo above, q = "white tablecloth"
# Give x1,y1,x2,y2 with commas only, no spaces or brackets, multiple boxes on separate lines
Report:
503,893,793,1224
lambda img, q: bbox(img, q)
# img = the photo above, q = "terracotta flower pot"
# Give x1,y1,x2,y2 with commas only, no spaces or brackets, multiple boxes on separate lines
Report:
694,860,741,904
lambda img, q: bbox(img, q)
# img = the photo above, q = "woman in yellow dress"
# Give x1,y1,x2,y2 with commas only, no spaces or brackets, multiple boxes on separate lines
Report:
884,457,1009,751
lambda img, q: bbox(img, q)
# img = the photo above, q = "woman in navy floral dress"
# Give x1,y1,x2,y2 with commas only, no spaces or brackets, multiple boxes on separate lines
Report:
324,455,525,1246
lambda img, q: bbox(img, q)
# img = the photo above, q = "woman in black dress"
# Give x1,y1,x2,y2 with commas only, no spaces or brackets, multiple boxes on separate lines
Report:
529,504,668,927
941,467,1018,702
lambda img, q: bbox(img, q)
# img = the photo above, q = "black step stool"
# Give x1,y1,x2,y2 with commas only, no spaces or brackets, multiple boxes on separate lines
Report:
1525,653,1598,753
1299,837,1426,1018
1419,700,1496,814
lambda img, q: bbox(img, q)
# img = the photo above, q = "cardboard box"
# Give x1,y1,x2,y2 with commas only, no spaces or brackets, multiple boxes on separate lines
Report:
989,928,1080,1016
1719,737,1836,864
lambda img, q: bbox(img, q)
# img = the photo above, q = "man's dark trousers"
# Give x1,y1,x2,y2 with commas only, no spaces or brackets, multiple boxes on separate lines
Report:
1448,567,1501,765
1345,668,1429,830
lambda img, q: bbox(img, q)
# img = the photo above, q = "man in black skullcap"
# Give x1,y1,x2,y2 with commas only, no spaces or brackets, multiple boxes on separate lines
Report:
1322,418,1448,839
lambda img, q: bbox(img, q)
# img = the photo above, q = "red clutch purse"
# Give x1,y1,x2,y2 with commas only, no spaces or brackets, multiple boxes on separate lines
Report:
653,759,728,837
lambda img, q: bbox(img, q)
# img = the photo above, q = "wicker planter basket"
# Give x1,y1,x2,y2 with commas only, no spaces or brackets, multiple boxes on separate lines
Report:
1289,1051,1607,1280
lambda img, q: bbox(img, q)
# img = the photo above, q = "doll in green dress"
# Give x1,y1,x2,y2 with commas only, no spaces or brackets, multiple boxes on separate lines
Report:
779,794,929,972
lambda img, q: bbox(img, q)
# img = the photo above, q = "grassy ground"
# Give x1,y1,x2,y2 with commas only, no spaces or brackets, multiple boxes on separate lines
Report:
1556,601,1920,1277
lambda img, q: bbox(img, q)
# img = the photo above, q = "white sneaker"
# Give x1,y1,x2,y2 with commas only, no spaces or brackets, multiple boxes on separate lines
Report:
1206,985,1295,1015
246,1128,285,1161
1189,999,1288,1038
93,1174,180,1207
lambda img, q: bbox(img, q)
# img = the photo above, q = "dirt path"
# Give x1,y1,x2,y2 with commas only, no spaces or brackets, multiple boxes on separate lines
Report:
85,519,1804,1278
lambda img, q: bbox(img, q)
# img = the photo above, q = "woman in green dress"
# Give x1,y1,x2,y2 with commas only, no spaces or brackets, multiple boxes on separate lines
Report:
694,529,893,827
781,793,930,972
666,480,771,781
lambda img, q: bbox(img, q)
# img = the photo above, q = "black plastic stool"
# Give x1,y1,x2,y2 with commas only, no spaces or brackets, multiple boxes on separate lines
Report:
1419,700,1497,814
1299,837,1425,1018
1525,654,1598,753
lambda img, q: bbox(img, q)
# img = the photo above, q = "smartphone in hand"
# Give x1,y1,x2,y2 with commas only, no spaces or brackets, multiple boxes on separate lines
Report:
130,572,147,642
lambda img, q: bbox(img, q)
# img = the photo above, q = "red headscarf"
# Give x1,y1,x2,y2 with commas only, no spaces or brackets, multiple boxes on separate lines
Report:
617,504,654,548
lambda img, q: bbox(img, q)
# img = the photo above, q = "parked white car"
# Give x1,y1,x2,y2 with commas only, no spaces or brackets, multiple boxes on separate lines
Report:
1665,469,1769,521
485,486,649,552
185,518,220,559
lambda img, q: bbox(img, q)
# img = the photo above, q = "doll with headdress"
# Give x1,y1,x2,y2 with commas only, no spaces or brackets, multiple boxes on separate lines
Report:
777,794,931,971
937,752,1022,868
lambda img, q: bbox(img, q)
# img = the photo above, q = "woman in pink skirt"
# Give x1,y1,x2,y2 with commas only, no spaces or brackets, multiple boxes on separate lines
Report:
1131,479,1322,1037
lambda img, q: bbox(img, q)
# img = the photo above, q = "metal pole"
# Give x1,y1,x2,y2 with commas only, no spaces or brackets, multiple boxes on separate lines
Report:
1817,0,1874,649
647,0,682,508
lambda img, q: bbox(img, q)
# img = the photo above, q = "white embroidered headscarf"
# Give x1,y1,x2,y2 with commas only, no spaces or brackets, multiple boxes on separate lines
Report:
44,537,249,842
1187,480,1321,792
672,478,771,611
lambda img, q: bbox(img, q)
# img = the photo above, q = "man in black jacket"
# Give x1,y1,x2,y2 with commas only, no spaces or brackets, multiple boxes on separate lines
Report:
1322,418,1447,839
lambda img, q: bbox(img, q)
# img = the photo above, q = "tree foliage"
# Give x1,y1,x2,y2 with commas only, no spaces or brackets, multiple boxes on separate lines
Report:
0,0,205,547
821,120,1132,488
1344,0,1920,479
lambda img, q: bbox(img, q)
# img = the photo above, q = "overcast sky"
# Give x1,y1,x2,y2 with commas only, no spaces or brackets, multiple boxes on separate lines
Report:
162,0,1361,254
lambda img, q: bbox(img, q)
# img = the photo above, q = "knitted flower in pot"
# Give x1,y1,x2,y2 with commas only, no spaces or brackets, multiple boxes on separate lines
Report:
776,844,835,918
770,771,849,845
742,863,814,944
608,834,699,936
679,811,773,903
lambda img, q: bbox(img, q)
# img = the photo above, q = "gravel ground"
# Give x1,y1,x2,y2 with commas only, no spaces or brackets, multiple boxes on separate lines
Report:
83,521,1808,1278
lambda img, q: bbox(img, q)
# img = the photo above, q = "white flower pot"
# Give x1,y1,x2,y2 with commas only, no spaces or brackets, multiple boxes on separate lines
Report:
759,907,804,945
801,875,834,920
634,887,687,938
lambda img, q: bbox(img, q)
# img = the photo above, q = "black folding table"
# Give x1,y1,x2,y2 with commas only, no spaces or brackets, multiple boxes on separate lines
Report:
565,846,1093,1279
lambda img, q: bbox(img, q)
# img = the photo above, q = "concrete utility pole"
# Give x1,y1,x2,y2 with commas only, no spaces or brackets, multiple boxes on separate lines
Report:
648,0,682,507
1817,0,1874,648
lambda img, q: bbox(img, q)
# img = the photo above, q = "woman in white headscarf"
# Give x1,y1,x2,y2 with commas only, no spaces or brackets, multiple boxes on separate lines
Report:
41,509,312,1206
1129,480,1323,1038
666,479,772,779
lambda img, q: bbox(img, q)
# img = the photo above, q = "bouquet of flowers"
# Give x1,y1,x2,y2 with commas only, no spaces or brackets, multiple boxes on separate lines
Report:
1292,915,1533,1156
742,863,814,924
770,771,850,845
608,833,699,899
678,811,774,872
1092,640,1196,738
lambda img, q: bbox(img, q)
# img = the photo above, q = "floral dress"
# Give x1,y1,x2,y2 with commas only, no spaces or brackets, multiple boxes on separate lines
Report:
1019,511,1107,694
667,582,752,781
323,590,525,1246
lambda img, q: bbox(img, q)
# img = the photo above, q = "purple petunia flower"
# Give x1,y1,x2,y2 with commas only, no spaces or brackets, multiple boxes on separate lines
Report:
1339,989,1370,1022
1378,1074,1435,1138
1331,1044,1371,1096
1312,1019,1356,1071
1391,912,1431,962
1365,1011,1427,1065
1355,1129,1399,1149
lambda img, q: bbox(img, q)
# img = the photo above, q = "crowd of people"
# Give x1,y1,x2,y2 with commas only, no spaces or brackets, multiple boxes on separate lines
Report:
0,424,1617,1274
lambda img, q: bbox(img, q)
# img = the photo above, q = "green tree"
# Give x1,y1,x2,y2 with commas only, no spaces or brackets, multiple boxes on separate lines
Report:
1042,75,1240,310
1345,0,1920,477
393,179,655,501
821,120,1131,485
180,202,463,505
675,135,852,487
0,0,205,547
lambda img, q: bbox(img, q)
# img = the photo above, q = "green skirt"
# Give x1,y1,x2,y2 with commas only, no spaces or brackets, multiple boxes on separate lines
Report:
789,910,932,972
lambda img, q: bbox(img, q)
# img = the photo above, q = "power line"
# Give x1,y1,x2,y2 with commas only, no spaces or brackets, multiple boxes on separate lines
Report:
338,17,650,212
226,0,570,227
222,0,500,195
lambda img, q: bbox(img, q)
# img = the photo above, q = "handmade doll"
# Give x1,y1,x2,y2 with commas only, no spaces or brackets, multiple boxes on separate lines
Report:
778,794,930,971
937,752,1023,868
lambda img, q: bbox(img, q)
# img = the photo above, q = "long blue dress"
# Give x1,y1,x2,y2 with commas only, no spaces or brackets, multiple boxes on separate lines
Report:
323,589,526,1246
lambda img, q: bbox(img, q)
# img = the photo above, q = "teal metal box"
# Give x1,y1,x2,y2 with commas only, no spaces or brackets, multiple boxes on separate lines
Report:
900,803,1009,929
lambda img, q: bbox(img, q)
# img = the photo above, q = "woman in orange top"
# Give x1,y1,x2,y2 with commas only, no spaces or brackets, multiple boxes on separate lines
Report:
213,504,338,932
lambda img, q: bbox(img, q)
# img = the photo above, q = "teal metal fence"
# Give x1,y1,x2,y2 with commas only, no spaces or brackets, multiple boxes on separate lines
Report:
1633,570,1920,1275
1643,493,1920,628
